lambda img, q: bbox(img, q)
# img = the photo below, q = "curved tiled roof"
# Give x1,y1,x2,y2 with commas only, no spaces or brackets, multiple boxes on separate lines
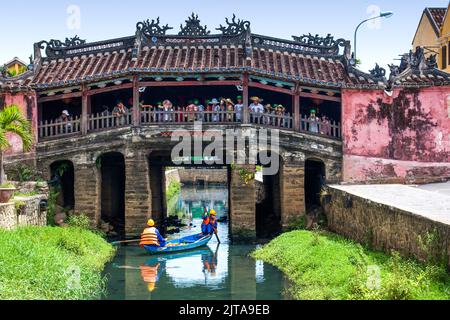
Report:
31,43,378,90
25,15,381,91
0,71,34,92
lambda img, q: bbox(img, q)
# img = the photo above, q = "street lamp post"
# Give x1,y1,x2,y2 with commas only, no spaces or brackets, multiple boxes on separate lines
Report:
353,11,394,62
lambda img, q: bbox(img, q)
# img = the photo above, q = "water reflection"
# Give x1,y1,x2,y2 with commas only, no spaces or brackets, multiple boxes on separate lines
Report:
103,184,290,300
170,185,229,220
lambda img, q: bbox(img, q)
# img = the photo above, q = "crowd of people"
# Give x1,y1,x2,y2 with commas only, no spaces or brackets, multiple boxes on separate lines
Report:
53,96,335,136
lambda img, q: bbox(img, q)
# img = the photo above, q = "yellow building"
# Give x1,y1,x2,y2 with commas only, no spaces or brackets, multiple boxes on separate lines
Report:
412,6,449,71
2,57,28,77
439,4,450,72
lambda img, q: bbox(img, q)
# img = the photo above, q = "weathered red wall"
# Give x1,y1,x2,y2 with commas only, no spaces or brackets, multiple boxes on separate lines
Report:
0,91,37,156
342,87,450,184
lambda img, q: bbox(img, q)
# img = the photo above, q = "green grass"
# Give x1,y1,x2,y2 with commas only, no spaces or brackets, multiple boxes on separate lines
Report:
252,230,450,300
0,226,115,300
166,181,181,202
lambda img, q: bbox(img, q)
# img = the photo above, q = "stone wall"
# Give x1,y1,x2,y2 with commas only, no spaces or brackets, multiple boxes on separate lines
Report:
229,165,256,240
29,124,343,238
165,169,181,188
280,163,305,229
323,187,450,267
178,168,227,184
342,87,450,184
0,195,47,230
0,203,16,230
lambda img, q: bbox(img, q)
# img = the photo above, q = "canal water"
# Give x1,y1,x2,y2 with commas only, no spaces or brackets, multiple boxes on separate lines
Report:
103,184,290,300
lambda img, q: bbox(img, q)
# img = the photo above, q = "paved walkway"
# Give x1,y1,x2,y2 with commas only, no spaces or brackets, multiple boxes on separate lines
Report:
330,184,450,225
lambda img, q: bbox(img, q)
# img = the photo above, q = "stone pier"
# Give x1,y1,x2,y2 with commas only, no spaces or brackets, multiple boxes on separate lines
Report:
229,165,257,240
124,150,152,235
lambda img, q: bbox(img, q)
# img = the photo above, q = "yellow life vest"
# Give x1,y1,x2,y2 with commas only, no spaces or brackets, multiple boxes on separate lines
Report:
140,227,160,247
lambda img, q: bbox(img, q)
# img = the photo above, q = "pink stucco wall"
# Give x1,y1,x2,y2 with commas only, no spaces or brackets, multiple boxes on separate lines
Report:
1,92,37,156
342,87,450,184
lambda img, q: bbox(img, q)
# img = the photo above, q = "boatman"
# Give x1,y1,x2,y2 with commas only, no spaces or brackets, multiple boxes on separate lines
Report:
203,209,219,236
140,219,166,248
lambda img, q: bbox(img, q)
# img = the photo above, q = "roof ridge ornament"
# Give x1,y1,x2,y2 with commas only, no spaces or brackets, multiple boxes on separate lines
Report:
179,13,210,36
391,47,439,76
136,17,173,36
292,33,350,56
216,14,251,35
369,63,386,79
38,35,86,50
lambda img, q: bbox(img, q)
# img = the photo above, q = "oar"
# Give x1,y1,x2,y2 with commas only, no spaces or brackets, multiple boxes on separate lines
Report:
214,230,221,244
111,239,140,246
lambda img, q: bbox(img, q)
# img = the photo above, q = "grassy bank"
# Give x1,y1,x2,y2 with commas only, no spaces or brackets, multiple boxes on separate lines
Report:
252,230,450,300
0,226,115,300
167,181,181,201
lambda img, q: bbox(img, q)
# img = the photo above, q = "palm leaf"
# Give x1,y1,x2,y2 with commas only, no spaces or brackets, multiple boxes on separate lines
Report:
0,104,33,152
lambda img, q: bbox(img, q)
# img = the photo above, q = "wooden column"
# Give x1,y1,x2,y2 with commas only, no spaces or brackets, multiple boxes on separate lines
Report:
293,91,300,132
132,76,140,126
81,85,89,135
242,73,250,124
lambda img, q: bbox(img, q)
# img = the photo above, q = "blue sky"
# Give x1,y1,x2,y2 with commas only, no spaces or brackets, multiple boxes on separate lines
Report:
1,0,448,72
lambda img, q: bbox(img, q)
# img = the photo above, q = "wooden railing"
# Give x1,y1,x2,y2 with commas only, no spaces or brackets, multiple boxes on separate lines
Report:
38,116,81,139
141,109,243,124
38,111,341,141
88,112,132,132
300,115,341,139
250,112,294,130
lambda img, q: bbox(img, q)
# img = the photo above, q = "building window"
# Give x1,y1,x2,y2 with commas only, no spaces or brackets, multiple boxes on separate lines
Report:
448,42,450,66
442,46,447,69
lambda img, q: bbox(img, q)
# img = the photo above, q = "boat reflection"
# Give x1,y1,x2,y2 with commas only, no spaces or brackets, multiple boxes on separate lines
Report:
136,246,223,292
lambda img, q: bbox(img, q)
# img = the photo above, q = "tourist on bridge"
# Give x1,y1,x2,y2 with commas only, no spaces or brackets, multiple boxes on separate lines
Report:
234,96,244,122
308,109,319,133
140,219,167,248
276,104,286,127
162,100,173,122
211,99,221,122
112,101,129,126
56,110,73,133
225,99,235,122
195,99,205,121
186,102,197,122
264,104,273,125
250,97,264,123
201,209,218,236
320,115,331,136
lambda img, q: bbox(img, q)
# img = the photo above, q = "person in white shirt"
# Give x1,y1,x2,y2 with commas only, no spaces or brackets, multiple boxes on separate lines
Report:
249,97,264,123
234,96,244,122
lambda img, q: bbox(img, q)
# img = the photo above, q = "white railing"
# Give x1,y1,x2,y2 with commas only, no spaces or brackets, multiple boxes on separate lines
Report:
38,111,342,140
300,115,341,139
88,112,132,132
38,116,81,139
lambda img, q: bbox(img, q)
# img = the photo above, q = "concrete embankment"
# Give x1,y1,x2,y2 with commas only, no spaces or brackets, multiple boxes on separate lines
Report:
323,183,450,267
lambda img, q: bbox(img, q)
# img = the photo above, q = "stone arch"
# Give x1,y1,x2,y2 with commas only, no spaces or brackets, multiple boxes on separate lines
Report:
304,158,326,213
255,151,283,238
49,160,75,210
97,151,126,236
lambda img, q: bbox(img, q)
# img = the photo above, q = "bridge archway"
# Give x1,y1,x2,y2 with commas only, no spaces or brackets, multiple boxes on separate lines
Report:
255,152,283,238
98,152,125,235
50,160,75,210
305,158,326,213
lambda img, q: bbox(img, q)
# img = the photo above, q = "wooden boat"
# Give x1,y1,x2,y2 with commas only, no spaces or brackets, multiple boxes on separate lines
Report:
143,233,213,255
